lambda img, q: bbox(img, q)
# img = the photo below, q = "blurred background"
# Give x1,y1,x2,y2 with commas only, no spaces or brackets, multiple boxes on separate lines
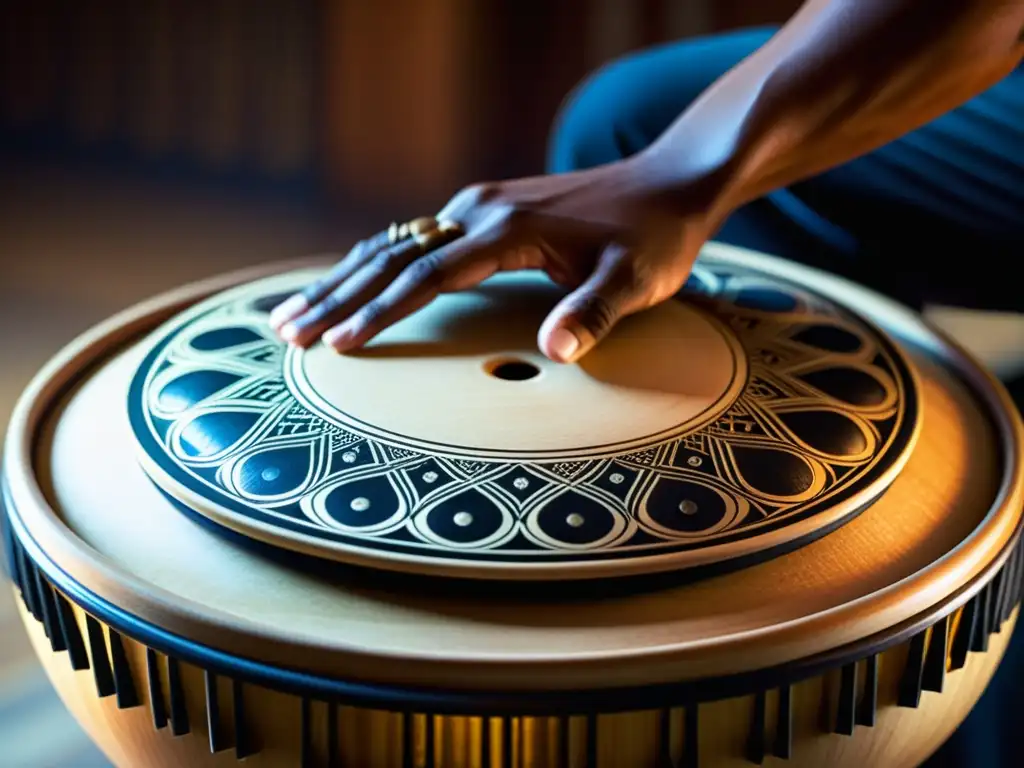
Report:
1,1,1023,765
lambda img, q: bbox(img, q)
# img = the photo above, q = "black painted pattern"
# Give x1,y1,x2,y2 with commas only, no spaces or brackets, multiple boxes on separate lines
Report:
147,648,168,730
204,671,224,753
233,680,254,759
55,591,89,670
835,662,857,735
923,618,949,693
167,656,189,737
897,631,927,708
747,691,767,763
774,685,793,759
85,615,115,699
127,263,918,574
856,656,878,728
109,629,140,709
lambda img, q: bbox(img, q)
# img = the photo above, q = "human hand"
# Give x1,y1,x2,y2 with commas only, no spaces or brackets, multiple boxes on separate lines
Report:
269,155,715,363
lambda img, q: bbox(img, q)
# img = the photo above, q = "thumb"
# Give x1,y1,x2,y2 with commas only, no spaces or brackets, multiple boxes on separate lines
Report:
538,243,647,364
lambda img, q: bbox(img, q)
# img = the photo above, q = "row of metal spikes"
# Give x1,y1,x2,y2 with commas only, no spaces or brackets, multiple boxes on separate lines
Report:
4,520,1023,768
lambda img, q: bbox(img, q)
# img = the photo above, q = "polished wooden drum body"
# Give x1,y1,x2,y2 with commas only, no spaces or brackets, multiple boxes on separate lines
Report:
2,243,1022,768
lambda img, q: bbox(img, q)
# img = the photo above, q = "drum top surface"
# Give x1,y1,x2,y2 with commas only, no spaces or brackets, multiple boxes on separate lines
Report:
7,244,1020,690
124,258,918,580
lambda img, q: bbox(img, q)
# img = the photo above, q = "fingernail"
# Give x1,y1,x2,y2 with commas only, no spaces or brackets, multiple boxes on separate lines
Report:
549,327,580,362
322,325,351,352
279,322,299,343
269,295,308,330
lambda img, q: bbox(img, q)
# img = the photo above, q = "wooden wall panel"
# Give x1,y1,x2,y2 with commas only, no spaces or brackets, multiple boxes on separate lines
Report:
0,0,794,210
322,0,469,210
0,1,320,178
0,0,63,128
469,0,592,182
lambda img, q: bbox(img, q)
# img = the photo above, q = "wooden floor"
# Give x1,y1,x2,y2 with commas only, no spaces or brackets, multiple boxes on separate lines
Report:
0,164,338,766
1,164,1022,766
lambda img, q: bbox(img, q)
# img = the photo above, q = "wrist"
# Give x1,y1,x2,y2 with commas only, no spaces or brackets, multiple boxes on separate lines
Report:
624,140,748,233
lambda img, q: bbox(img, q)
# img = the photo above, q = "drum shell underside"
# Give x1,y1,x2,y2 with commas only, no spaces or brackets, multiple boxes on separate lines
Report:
7,532,1023,768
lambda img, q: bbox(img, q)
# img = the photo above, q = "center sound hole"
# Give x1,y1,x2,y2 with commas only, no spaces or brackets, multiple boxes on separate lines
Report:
486,358,541,381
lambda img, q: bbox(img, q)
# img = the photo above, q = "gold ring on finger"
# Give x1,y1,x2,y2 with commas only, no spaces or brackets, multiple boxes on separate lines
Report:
414,220,465,253
389,216,438,244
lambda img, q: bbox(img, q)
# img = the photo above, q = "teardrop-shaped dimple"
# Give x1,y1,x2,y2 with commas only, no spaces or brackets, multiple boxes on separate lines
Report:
530,492,620,547
734,287,797,312
236,446,313,497
422,490,507,545
798,367,887,407
251,292,294,314
322,476,402,528
158,370,243,413
777,410,868,457
179,411,260,458
730,445,816,498
643,478,734,534
190,327,264,351
790,324,863,354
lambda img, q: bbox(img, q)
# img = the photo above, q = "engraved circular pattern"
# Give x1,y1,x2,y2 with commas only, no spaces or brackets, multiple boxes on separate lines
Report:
127,261,918,574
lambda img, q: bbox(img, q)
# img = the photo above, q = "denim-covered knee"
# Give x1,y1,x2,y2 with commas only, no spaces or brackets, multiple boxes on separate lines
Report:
546,29,778,175
546,58,647,174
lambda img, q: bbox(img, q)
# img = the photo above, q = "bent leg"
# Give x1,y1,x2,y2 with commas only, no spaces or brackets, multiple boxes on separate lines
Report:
547,28,776,173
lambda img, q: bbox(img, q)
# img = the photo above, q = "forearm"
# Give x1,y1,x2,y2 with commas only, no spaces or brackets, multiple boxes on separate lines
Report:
641,0,1024,223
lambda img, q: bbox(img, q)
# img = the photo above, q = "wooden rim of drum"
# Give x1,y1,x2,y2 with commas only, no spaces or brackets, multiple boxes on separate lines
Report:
7,504,1019,714
4,244,1024,693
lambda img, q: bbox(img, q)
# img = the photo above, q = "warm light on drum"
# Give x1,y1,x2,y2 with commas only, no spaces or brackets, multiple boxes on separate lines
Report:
2,242,1022,767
